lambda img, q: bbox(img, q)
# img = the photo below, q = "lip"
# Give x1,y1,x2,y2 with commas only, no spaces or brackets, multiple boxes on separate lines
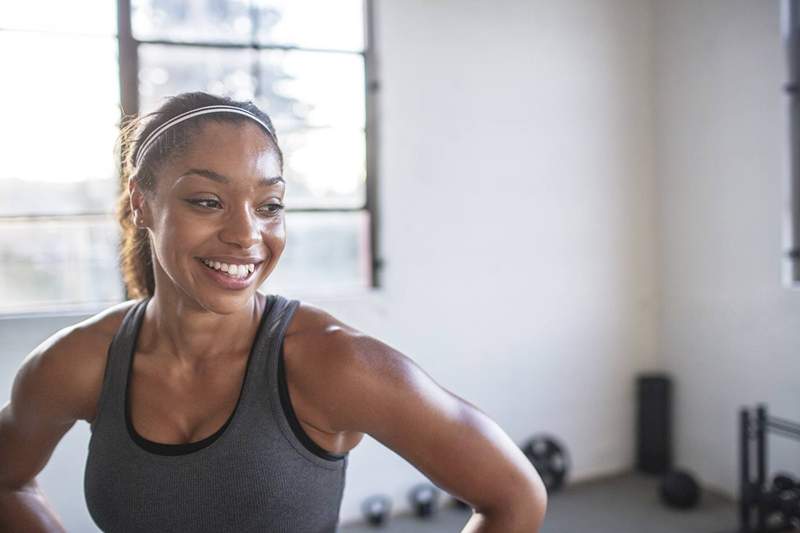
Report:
197,255,265,265
196,257,261,290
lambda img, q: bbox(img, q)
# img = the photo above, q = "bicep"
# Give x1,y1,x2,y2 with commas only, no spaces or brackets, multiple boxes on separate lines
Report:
0,329,87,490
328,334,545,514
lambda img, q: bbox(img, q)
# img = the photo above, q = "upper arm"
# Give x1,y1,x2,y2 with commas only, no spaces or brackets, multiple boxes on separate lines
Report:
0,325,106,490
296,321,547,519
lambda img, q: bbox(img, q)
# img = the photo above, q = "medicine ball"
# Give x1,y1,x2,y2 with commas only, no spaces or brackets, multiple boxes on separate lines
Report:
521,434,570,493
659,469,701,509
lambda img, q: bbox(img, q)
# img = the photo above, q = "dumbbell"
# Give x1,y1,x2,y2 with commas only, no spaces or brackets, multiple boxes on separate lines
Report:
361,494,392,527
759,484,800,531
769,473,800,525
408,483,440,519
777,489,800,518
521,434,569,494
773,472,798,492
760,488,790,532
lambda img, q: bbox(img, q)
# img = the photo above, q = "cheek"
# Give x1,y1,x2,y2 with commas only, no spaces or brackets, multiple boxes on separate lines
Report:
264,219,287,251
158,210,215,246
149,210,213,270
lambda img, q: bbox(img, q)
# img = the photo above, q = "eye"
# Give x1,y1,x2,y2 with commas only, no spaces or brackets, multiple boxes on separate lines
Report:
259,203,285,216
188,199,221,209
187,199,283,215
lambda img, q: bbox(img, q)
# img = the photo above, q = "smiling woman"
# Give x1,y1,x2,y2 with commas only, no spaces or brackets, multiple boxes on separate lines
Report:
116,92,287,303
0,92,547,533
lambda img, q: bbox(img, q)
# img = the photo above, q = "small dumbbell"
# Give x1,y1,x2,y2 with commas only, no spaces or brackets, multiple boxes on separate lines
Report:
361,494,392,527
408,483,440,518
773,472,798,492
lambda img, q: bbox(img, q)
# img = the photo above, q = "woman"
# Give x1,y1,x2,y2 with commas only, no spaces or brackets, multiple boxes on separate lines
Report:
0,92,547,532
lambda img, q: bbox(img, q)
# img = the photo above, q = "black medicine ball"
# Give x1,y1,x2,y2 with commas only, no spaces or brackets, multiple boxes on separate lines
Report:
659,469,701,509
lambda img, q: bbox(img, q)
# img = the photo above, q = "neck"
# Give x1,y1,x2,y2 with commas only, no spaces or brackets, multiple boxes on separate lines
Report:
139,286,266,367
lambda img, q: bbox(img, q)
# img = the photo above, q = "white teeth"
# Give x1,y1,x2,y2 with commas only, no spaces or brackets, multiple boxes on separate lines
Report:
200,259,256,279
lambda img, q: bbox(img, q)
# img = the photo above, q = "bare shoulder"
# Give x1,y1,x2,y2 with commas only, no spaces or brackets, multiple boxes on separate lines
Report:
281,301,369,437
284,300,357,337
287,299,441,373
284,300,392,372
11,299,139,424
283,301,441,432
0,300,141,491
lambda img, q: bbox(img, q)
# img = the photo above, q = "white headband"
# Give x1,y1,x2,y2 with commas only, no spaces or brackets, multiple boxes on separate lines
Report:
133,104,276,169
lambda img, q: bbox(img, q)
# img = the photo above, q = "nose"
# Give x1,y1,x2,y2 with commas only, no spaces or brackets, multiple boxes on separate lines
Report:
219,204,261,249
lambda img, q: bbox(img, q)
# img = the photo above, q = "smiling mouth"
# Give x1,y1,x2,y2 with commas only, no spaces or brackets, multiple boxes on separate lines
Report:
198,257,261,280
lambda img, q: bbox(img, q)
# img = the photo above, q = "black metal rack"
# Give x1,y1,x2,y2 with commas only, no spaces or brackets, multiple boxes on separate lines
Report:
739,404,800,532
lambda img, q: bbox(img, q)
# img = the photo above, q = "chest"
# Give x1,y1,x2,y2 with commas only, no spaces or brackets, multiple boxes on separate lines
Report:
126,348,355,455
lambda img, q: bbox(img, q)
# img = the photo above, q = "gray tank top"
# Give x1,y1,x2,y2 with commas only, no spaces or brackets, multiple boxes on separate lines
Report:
84,293,349,532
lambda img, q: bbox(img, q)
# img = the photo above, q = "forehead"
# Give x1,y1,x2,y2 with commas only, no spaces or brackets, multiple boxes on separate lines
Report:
162,120,282,186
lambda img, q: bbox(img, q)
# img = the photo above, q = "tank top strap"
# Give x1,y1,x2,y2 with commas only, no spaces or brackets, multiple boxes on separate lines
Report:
265,293,300,351
226,293,348,469
90,296,150,434
245,293,299,395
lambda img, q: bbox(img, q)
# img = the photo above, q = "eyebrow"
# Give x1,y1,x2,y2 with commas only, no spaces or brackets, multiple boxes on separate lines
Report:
181,168,284,187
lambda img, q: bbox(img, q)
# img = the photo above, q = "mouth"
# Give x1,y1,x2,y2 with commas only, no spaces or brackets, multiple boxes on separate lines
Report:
196,257,264,288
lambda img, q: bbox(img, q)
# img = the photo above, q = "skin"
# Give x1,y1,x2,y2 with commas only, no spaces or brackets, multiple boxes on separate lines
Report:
0,120,547,532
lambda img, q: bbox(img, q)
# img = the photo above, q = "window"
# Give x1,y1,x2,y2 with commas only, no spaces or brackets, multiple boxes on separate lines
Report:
123,0,379,297
0,2,124,314
0,0,378,314
782,0,800,288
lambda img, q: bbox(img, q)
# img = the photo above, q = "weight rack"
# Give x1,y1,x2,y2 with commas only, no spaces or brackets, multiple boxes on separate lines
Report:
739,404,800,532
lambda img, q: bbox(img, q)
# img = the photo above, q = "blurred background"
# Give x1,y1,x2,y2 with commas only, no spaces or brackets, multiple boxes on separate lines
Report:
1,0,798,531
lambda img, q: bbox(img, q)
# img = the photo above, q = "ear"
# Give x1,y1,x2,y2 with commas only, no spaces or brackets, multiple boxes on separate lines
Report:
128,177,150,226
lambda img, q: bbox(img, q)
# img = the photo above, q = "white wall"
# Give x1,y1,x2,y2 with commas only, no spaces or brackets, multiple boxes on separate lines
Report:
0,0,659,529
654,0,800,498
332,0,658,522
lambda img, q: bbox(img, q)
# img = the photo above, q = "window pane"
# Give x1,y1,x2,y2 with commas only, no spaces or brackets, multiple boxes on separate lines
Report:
139,47,365,129
0,216,124,314
132,0,364,51
258,49,366,208
132,0,252,45
258,50,365,132
263,210,371,292
0,179,118,218
282,128,365,209
0,32,120,215
254,0,364,52
139,44,257,113
0,1,116,35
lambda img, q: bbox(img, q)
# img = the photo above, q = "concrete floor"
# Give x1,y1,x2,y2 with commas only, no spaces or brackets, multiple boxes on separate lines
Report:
339,472,740,533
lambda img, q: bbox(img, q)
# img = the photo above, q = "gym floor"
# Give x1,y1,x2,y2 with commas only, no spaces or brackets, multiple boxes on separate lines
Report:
339,472,738,533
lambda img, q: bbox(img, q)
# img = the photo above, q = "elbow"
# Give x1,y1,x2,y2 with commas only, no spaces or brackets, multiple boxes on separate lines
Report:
526,479,548,531
515,473,548,531
480,480,548,532
535,489,548,529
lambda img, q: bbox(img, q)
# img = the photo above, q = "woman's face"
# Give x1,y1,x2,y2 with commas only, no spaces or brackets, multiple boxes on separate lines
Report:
132,119,285,312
